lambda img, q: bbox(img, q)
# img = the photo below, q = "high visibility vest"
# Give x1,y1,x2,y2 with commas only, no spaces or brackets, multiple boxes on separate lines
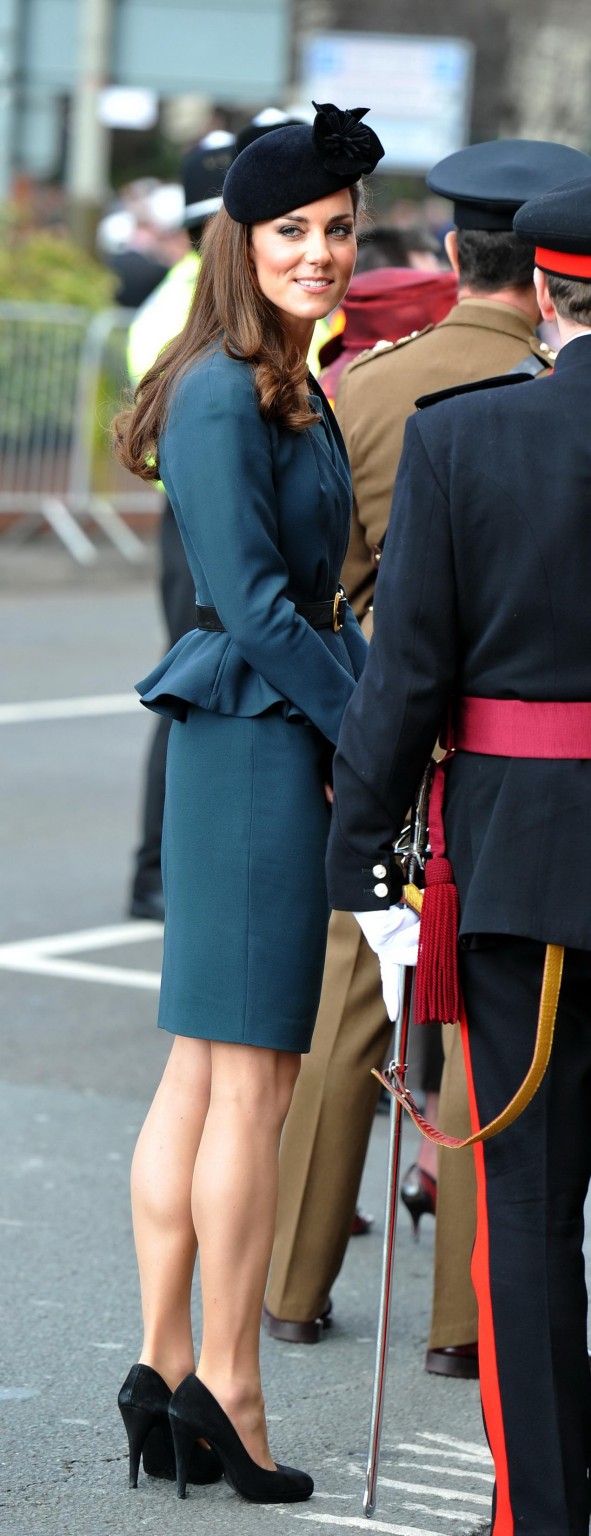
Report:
127,250,201,387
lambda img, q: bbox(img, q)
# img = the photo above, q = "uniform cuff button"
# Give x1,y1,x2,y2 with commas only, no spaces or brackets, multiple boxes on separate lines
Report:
372,863,387,878
374,882,388,898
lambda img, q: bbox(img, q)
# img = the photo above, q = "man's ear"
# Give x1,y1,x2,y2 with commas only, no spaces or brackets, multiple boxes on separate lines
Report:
444,228,459,277
534,267,556,324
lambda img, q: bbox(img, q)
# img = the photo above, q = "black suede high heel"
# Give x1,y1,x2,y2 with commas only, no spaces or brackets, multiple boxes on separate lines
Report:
118,1364,223,1489
168,1374,314,1503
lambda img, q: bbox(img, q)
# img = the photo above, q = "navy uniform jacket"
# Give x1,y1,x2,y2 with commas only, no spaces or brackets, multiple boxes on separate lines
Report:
326,336,591,952
136,348,367,744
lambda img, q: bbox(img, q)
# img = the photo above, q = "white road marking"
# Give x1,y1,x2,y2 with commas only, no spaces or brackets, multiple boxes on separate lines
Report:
401,1501,485,1523
417,1431,491,1460
0,922,160,956
398,1460,493,1485
272,1513,444,1536
378,1478,489,1507
0,955,161,989
0,694,142,724
313,1494,355,1501
0,921,162,991
396,1442,492,1469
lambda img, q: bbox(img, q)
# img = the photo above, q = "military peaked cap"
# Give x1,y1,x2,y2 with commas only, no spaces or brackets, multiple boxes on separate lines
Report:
514,174,591,280
427,140,591,230
223,102,384,224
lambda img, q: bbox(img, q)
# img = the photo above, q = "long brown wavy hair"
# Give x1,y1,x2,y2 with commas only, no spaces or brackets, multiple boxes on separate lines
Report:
113,189,361,482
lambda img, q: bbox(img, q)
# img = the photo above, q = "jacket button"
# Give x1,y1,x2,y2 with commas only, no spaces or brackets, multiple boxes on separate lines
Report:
372,863,387,878
374,882,388,898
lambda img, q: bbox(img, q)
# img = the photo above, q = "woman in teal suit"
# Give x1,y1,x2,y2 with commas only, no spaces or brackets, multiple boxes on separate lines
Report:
113,105,383,1503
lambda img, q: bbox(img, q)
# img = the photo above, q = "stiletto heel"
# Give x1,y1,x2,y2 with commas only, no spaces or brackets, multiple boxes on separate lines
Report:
400,1163,437,1240
118,1364,223,1489
169,1374,314,1503
169,1409,204,1500
118,1400,156,1489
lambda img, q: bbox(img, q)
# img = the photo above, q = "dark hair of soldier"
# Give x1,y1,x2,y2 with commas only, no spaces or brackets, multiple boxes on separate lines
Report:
114,183,364,481
456,228,535,291
545,272,591,326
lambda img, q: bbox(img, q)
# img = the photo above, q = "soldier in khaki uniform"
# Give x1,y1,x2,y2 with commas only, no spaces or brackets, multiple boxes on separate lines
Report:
265,139,589,1365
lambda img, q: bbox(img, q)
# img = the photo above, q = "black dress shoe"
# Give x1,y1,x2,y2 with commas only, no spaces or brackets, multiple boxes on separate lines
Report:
425,1343,479,1380
128,888,165,922
168,1374,314,1502
118,1364,223,1487
261,1297,332,1344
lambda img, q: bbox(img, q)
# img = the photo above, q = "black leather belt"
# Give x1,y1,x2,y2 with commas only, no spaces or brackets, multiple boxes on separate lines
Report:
195,587,348,634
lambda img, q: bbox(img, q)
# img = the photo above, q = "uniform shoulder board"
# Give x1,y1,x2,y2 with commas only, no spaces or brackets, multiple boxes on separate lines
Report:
530,336,557,367
415,372,534,411
392,323,435,350
348,339,396,372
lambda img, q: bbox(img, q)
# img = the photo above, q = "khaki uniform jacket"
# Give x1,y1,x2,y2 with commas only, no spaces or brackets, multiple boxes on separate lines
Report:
336,299,554,628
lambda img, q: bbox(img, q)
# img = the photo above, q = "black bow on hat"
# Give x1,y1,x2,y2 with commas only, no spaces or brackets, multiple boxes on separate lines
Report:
312,102,383,178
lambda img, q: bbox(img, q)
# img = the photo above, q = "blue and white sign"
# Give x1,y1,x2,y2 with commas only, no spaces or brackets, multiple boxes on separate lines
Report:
301,33,474,172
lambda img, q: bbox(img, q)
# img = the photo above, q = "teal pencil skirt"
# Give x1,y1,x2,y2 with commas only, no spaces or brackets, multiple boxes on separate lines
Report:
158,707,331,1052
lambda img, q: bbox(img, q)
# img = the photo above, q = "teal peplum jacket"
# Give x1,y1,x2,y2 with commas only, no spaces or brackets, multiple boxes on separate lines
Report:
135,347,368,743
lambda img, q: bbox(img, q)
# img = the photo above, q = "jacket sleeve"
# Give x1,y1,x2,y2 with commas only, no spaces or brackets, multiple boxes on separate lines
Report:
326,411,459,910
161,356,357,744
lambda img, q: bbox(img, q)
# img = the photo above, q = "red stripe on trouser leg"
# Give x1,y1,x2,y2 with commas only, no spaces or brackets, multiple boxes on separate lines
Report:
460,1006,513,1536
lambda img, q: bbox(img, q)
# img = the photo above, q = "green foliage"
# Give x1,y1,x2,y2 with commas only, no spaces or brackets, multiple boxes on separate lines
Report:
0,208,117,309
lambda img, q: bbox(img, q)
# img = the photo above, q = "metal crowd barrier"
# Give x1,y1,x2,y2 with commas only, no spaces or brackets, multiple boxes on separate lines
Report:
0,301,162,564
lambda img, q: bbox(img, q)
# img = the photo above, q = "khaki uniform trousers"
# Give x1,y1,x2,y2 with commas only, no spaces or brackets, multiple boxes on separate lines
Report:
267,907,478,1348
429,1023,478,1348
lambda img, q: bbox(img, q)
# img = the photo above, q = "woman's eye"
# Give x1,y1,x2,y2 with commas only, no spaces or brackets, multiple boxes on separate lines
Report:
329,224,354,238
278,224,301,237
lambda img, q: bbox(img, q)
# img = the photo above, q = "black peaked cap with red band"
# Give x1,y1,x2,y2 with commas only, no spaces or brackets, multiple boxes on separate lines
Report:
513,174,591,281
427,139,591,231
223,102,384,225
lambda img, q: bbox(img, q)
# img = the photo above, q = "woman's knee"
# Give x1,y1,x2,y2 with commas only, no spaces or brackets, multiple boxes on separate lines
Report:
163,1035,212,1095
276,1051,301,1120
209,1043,300,1123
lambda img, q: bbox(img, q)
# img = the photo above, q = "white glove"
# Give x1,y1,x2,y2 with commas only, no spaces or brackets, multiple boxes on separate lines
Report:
354,904,420,1021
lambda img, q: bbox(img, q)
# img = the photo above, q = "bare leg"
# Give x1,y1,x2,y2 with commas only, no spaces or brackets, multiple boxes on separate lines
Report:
193,1042,301,1469
131,1035,212,1389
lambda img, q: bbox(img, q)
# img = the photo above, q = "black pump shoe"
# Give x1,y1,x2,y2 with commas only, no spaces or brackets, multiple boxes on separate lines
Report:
118,1364,223,1489
399,1163,437,1240
168,1373,314,1503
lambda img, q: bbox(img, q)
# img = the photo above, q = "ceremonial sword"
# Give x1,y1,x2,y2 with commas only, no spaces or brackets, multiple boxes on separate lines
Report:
363,762,434,1518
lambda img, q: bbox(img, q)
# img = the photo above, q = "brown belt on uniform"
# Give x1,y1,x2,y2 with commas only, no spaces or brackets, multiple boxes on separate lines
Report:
195,587,348,635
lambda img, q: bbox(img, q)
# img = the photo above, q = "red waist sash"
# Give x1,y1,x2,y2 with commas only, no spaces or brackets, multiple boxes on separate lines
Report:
453,696,591,758
414,695,591,1029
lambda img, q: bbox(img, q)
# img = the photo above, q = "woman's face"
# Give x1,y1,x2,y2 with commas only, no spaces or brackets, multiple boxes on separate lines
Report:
250,191,357,336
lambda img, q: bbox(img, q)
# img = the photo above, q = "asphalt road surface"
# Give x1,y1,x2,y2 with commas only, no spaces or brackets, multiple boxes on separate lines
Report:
0,540,573,1536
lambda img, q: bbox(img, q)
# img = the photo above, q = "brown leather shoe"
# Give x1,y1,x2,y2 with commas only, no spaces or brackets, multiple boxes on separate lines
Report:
261,1298,332,1345
425,1343,479,1379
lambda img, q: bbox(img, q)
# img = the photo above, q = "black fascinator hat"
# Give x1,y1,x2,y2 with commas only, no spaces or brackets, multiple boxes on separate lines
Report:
223,102,384,224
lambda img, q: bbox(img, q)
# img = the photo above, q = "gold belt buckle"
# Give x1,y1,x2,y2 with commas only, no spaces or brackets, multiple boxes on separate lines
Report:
332,588,345,632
